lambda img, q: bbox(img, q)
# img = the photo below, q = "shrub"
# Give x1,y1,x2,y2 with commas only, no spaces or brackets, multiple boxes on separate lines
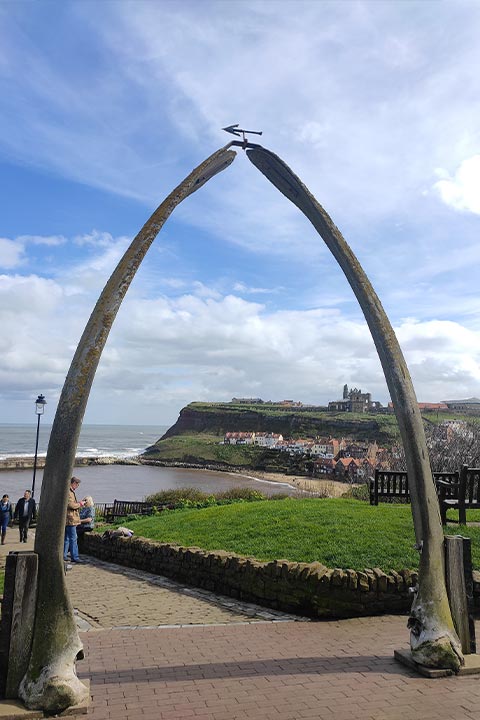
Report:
343,482,370,502
215,488,267,502
299,480,337,498
145,486,274,510
146,487,210,505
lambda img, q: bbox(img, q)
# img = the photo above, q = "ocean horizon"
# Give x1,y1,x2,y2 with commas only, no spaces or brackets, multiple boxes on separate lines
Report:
0,423,169,461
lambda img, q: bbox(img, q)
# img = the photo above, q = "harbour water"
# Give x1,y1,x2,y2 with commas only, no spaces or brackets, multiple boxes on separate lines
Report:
0,424,296,502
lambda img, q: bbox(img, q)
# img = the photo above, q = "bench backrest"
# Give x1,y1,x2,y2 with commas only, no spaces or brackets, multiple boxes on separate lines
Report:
434,471,461,500
112,499,153,515
370,469,460,505
371,470,409,505
461,466,480,506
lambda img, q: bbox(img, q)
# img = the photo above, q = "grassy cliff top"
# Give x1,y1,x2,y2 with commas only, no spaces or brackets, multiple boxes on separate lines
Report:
174,401,402,439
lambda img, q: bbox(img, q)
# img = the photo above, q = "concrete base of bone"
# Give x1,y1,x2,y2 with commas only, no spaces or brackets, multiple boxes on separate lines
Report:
394,648,480,677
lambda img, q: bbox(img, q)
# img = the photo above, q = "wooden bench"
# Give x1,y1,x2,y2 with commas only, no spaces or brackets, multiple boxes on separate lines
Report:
369,469,459,513
370,470,409,505
104,499,154,523
437,465,480,525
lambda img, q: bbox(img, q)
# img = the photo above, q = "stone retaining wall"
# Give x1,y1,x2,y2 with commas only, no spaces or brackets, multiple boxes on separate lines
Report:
82,533,419,618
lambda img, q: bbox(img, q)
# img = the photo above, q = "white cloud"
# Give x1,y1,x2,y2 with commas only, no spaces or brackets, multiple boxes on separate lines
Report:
1,252,480,424
0,274,63,315
66,233,132,293
0,238,24,268
434,155,480,214
161,278,187,290
74,230,118,248
0,274,76,399
233,281,279,295
192,281,221,300
0,235,68,269
17,235,67,247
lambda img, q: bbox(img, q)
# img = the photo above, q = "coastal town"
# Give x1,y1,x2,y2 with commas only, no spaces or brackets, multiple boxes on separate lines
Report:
223,430,382,481
223,420,473,482
222,385,480,482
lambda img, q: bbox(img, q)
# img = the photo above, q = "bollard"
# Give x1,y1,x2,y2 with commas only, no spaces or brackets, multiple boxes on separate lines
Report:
444,535,476,655
0,552,38,698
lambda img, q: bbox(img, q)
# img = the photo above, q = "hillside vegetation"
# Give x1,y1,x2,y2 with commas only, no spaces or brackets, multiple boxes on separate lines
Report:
143,401,402,466
143,401,477,469
144,432,267,466
142,432,306,472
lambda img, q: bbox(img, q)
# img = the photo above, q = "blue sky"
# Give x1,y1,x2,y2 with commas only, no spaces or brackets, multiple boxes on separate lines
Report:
1,0,480,426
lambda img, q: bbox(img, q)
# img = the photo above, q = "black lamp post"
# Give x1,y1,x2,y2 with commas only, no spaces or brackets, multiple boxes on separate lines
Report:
32,394,46,498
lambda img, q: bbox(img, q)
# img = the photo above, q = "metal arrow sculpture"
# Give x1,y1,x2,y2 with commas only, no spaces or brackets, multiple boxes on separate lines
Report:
222,123,263,138
223,124,263,148
245,144,462,671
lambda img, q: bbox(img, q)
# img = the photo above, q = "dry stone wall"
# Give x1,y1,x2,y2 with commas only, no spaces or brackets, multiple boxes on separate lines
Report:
82,533,420,618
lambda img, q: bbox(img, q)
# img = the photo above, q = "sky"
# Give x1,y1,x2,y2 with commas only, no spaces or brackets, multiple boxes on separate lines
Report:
1,0,480,427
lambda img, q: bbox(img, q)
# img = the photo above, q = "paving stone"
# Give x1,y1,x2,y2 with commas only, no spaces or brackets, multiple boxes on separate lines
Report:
64,557,307,628
71,618,480,720
5,535,480,719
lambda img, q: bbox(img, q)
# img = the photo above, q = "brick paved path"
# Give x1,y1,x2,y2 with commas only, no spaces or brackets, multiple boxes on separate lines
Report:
78,617,480,720
65,558,303,628
4,535,480,719
0,527,35,561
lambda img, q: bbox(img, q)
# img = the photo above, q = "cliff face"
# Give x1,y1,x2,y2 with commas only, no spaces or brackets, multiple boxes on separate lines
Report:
159,403,397,445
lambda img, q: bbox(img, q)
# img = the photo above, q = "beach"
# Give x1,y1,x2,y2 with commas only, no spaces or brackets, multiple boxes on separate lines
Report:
241,469,352,497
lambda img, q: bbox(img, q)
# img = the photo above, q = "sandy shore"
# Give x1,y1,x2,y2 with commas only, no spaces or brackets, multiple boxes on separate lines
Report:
233,469,353,497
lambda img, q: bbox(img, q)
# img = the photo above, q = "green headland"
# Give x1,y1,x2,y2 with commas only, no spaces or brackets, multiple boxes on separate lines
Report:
142,400,402,471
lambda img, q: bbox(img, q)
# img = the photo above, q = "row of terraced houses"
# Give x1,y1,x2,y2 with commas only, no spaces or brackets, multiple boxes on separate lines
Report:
222,432,391,481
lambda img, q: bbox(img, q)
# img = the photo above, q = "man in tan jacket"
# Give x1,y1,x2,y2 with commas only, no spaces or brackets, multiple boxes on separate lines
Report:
64,477,84,563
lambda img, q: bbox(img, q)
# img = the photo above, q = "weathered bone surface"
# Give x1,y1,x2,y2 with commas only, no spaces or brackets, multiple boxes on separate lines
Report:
20,146,236,712
247,146,462,671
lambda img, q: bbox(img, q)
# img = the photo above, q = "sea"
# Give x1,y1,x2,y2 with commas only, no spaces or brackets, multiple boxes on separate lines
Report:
0,423,165,460
0,423,296,503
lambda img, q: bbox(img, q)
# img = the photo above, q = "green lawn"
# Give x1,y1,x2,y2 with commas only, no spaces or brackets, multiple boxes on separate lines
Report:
118,497,480,572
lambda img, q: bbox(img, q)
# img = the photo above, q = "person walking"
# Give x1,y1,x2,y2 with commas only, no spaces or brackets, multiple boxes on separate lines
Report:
0,494,13,545
64,477,84,563
13,489,36,543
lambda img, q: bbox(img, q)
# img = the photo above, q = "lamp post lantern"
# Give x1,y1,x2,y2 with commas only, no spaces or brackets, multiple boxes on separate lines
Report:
32,394,46,498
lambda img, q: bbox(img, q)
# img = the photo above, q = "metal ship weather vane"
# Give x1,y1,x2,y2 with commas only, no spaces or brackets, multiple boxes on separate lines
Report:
222,124,263,149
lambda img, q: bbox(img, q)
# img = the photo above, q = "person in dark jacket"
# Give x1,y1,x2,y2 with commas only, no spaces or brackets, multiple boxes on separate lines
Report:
0,494,13,545
13,489,36,543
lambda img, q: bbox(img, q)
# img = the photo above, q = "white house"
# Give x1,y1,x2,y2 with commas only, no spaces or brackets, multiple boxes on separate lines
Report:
224,432,256,445
254,433,283,448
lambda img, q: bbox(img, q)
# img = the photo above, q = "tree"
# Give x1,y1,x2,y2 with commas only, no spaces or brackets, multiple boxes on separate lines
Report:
19,146,237,713
247,146,463,671
382,418,480,472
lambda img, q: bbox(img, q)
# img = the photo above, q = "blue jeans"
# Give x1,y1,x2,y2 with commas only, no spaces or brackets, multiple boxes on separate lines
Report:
64,525,79,561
